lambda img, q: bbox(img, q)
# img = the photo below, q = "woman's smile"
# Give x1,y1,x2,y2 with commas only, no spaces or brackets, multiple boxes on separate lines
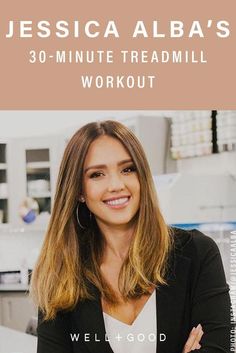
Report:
103,195,131,208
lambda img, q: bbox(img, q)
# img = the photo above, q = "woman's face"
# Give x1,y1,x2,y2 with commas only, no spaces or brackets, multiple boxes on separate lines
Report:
82,135,140,230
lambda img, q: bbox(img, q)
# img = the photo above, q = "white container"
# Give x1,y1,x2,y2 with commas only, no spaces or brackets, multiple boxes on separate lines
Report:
0,272,21,284
0,183,8,198
20,259,29,285
27,179,50,194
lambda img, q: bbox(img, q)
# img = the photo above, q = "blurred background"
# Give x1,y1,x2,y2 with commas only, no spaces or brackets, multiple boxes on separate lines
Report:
0,111,235,352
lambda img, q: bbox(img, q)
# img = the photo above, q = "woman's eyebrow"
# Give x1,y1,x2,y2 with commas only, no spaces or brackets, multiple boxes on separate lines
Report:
84,158,133,173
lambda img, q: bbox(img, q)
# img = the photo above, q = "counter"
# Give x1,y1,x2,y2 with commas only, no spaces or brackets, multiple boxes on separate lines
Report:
0,325,37,353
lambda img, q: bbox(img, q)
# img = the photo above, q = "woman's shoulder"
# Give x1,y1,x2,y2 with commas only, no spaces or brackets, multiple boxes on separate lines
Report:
169,226,220,260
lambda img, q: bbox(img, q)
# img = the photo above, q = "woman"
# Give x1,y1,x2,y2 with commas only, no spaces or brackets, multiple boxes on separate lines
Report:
31,120,230,353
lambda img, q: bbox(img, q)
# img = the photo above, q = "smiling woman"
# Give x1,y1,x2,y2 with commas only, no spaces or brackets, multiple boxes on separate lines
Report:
30,120,230,353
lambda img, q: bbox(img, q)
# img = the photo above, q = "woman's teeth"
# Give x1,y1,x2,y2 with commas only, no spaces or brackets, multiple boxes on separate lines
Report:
105,197,129,206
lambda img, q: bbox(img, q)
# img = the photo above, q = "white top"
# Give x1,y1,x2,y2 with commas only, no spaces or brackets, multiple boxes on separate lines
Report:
103,290,157,353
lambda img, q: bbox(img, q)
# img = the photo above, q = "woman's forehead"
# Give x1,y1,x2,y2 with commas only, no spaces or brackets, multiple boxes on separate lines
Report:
84,135,132,166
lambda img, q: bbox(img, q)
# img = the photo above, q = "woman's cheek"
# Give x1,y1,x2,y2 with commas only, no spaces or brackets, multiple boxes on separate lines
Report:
86,180,105,201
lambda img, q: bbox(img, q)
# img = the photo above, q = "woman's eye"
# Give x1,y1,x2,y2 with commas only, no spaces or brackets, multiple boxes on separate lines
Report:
89,171,104,179
122,165,136,174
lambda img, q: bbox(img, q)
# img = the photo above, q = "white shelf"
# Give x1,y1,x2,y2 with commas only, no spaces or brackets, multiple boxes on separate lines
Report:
177,150,236,175
26,161,50,169
0,283,29,291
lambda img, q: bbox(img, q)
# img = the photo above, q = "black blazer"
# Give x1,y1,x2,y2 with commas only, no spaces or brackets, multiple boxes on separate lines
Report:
37,228,231,353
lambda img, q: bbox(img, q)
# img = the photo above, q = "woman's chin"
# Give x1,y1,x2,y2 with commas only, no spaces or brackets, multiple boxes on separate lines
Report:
96,216,135,229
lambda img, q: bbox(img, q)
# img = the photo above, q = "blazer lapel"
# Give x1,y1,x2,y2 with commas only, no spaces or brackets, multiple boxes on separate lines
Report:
156,253,192,353
71,285,114,353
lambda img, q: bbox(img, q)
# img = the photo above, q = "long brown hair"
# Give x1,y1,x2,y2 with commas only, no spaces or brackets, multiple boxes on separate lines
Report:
30,120,172,320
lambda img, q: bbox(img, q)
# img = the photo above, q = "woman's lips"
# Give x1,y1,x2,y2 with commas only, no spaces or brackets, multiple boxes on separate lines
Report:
103,196,130,209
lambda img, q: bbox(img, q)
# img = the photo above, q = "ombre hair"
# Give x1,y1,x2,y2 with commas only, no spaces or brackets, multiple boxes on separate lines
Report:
30,120,173,320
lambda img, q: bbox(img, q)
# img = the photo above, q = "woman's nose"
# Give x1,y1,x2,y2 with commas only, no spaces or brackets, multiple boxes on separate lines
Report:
107,173,125,192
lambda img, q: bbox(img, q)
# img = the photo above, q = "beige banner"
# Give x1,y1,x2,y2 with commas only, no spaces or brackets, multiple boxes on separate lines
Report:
0,0,235,109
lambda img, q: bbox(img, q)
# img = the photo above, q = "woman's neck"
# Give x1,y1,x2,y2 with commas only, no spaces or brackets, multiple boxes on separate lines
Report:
97,221,135,263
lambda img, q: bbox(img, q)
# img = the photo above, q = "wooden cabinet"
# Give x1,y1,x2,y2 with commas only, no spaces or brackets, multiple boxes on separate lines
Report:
0,292,37,332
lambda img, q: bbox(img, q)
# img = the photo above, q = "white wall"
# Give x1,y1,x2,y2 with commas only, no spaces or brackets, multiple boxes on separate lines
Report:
0,110,173,138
